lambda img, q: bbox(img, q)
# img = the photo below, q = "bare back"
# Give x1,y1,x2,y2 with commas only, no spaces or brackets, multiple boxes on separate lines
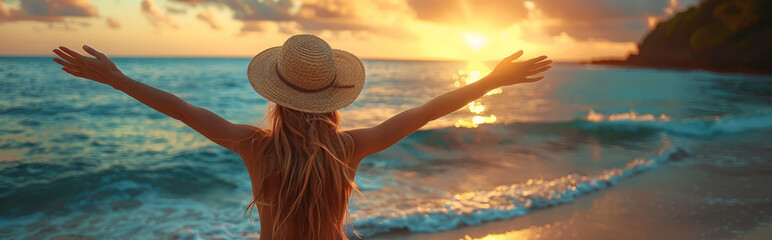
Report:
237,130,359,240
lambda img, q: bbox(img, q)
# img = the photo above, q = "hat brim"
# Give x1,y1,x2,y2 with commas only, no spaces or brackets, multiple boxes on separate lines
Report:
247,47,366,113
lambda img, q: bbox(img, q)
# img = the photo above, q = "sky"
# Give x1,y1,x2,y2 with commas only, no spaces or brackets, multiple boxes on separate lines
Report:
0,0,700,61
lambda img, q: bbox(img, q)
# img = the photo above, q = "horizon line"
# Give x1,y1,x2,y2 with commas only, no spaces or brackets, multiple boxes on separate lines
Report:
0,54,610,63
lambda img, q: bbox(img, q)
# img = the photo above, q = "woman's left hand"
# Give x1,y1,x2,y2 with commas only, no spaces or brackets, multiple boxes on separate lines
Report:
53,45,125,86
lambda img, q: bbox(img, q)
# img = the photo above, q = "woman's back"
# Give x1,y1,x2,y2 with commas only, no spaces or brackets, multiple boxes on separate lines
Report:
239,105,358,240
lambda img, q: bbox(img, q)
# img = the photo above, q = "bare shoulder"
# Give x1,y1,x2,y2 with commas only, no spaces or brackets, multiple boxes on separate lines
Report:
343,129,367,150
343,129,368,170
233,125,268,156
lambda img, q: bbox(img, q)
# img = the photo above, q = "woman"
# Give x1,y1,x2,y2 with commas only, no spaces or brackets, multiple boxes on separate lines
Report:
52,34,552,240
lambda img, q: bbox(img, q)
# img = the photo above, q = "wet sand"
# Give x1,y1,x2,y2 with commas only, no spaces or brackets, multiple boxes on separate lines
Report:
369,156,772,240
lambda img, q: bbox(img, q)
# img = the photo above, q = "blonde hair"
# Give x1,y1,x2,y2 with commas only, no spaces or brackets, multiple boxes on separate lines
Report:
242,103,359,239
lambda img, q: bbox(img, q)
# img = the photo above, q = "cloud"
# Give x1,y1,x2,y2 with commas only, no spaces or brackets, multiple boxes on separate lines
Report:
22,0,98,17
167,5,187,15
240,20,300,35
400,0,702,42
171,0,391,34
240,20,279,33
141,0,179,29
172,0,207,6
0,0,99,23
196,9,219,30
31,20,90,31
405,0,528,29
523,0,701,41
106,17,121,29
0,2,8,19
163,0,701,46
648,0,697,29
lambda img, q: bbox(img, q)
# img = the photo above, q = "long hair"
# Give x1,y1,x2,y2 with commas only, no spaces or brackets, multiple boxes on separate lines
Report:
242,103,359,240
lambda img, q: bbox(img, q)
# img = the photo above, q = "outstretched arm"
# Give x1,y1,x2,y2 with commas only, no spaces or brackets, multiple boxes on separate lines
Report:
53,45,257,152
347,50,552,166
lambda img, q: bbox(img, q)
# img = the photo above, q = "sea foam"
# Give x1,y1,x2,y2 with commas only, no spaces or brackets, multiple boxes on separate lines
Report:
579,110,772,136
349,145,688,236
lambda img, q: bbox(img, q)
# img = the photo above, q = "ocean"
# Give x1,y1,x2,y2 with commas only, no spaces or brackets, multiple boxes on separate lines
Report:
1,57,770,239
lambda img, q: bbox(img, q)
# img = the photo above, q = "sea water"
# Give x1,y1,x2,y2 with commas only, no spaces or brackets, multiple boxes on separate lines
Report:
0,57,770,239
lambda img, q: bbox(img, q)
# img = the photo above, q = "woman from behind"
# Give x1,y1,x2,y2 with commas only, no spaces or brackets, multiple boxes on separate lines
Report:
242,105,357,239
53,34,552,240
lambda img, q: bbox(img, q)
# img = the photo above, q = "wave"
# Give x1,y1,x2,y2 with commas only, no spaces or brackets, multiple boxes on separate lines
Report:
356,110,771,171
0,155,243,218
2,108,767,238
349,145,688,236
577,110,772,136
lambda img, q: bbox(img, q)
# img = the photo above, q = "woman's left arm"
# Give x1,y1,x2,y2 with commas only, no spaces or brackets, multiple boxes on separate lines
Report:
53,45,257,152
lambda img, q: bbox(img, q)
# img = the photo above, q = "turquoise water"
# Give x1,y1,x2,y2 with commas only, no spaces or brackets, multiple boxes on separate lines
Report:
1,57,771,239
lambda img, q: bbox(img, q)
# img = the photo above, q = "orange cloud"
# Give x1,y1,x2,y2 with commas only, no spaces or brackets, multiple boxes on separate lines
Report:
171,0,385,34
106,17,121,29
196,9,220,30
664,0,679,15
158,0,697,43
507,0,699,41
647,0,692,30
0,0,99,23
406,0,528,29
0,0,701,60
0,2,8,19
167,5,187,15
141,0,179,29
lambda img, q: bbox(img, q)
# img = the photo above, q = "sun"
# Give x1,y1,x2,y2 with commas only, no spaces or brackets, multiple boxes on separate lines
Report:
463,32,488,51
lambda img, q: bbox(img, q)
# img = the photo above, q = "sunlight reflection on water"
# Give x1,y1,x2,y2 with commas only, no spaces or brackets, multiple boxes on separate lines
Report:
453,61,503,128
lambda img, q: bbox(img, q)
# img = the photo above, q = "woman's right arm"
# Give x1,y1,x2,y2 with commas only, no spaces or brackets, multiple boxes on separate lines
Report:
347,50,552,166
53,45,258,153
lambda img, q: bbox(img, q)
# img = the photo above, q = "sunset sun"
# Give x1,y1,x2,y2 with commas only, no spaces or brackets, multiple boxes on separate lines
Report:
463,32,488,51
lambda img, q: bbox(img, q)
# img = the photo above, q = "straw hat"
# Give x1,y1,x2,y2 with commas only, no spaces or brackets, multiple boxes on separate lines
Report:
247,34,365,113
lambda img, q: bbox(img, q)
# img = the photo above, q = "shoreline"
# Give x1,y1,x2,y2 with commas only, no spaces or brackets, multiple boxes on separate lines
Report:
367,159,772,240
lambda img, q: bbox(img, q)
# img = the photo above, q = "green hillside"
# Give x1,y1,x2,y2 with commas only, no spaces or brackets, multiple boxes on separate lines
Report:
609,0,772,74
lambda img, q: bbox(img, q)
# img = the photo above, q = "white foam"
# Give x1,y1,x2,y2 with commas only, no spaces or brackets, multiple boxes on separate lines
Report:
348,145,688,236
580,110,772,136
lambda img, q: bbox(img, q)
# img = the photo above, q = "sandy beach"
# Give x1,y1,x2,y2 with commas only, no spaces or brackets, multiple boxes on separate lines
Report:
370,155,772,240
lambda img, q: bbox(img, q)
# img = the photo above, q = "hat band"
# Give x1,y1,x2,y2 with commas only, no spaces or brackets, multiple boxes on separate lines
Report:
275,64,336,93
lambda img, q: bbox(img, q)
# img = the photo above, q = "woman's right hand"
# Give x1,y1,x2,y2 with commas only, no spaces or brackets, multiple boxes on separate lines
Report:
483,50,552,87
